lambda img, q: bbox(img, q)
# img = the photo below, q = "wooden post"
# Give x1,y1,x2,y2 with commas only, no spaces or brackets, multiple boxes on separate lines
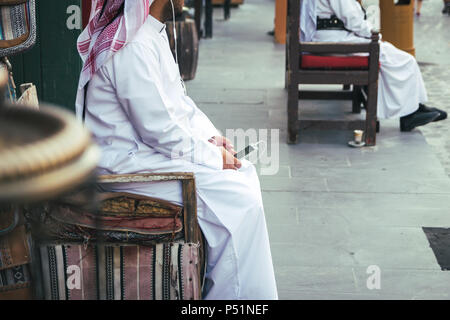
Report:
275,0,287,44
224,0,231,20
365,32,380,146
287,0,299,143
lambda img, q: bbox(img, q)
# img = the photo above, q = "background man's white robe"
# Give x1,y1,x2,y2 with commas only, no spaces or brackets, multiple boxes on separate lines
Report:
309,0,428,119
77,16,278,300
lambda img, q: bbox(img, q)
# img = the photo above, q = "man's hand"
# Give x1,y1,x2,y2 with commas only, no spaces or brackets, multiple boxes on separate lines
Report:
220,147,241,170
210,136,236,155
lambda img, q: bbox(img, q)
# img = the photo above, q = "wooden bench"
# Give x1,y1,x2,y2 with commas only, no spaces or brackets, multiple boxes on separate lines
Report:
29,172,206,300
286,0,380,146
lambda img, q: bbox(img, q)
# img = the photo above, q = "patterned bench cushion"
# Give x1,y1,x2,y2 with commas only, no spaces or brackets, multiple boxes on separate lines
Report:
39,242,202,300
28,192,185,245
0,0,36,57
0,224,32,299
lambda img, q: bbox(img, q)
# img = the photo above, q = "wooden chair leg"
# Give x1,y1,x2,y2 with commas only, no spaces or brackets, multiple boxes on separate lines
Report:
365,81,378,146
204,0,213,38
287,83,299,144
194,0,203,38
352,85,362,114
285,43,290,90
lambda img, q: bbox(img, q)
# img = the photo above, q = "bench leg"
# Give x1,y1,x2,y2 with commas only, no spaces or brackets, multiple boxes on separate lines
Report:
204,0,213,38
352,85,362,114
224,0,231,20
365,81,378,146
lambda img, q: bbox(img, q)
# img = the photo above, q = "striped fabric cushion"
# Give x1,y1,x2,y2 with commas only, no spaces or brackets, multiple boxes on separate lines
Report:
39,242,202,300
0,0,36,57
0,263,31,294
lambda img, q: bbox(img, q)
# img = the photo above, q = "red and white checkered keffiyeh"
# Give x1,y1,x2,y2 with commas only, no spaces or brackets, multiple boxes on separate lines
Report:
77,0,152,90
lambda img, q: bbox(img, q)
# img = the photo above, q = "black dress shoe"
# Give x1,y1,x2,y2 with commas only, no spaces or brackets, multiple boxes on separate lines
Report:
400,110,440,132
418,103,448,121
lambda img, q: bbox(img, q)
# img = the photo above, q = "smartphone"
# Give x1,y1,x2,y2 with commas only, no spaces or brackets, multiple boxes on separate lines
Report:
234,141,263,160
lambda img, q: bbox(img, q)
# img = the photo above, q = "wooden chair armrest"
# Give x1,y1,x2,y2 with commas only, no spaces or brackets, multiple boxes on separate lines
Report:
300,42,373,54
98,172,195,183
300,30,380,55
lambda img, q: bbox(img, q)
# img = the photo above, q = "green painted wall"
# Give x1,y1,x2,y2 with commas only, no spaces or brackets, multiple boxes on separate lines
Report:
9,0,83,112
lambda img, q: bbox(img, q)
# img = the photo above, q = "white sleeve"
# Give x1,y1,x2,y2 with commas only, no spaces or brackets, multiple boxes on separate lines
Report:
328,0,372,39
110,42,223,170
186,97,223,138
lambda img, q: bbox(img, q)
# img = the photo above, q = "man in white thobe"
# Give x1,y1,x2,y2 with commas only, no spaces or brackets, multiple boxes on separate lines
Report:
76,0,278,300
300,0,446,131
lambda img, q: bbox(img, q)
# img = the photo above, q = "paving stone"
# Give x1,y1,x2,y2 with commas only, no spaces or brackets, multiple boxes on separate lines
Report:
185,0,450,299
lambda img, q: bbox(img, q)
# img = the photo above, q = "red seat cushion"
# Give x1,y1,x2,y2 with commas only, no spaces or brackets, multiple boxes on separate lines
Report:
301,54,369,70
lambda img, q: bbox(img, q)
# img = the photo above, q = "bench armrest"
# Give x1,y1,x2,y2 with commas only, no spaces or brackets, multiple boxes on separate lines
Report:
301,42,372,54
98,172,195,183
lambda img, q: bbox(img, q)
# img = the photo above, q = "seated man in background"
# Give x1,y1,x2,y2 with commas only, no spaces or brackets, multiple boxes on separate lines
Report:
76,0,278,300
300,0,447,132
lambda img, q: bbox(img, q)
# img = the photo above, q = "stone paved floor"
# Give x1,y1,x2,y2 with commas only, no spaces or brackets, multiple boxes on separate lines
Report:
186,0,450,299
414,0,450,178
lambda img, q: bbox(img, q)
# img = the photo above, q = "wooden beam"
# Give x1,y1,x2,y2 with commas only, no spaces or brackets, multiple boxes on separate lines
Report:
98,172,195,184
298,119,366,131
299,90,353,100
82,0,92,29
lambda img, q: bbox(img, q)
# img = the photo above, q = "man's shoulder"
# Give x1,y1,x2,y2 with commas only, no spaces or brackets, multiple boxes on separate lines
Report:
128,19,162,50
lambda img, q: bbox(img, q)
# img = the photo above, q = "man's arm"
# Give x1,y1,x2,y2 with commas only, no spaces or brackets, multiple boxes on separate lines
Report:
110,41,224,170
328,0,373,38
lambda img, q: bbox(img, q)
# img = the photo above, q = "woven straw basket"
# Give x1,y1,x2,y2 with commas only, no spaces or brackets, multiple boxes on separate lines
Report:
0,0,36,57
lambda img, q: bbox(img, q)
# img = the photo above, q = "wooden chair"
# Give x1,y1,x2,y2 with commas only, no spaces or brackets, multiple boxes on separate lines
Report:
286,0,380,146
12,82,206,299
193,0,203,38
98,173,203,246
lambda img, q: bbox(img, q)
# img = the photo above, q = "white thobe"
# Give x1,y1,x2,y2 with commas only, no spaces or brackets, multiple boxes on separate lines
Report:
76,15,278,300
311,0,428,119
